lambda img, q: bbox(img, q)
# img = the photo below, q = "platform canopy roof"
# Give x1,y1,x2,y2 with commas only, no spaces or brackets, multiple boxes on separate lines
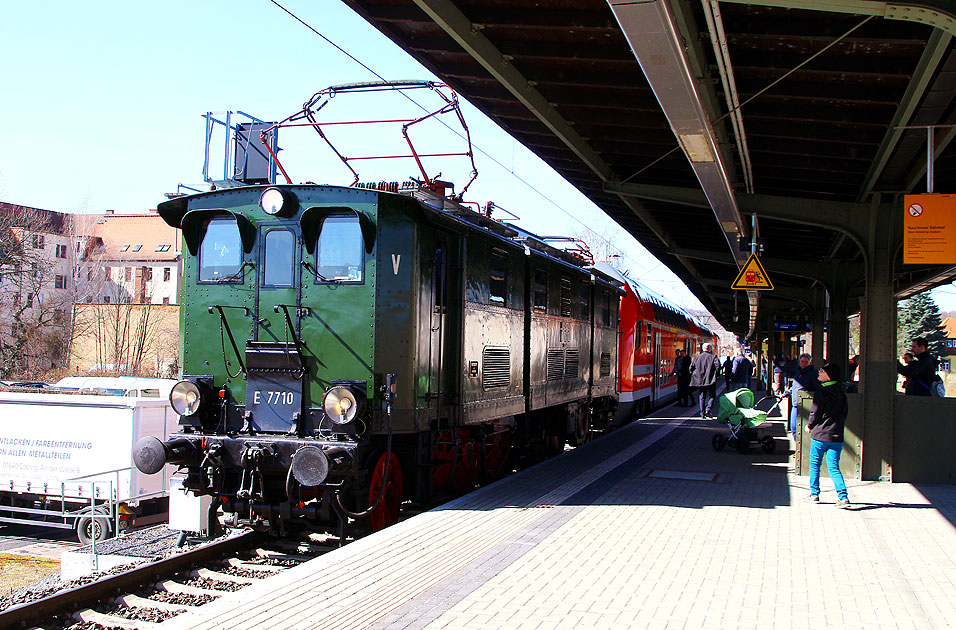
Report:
344,0,956,334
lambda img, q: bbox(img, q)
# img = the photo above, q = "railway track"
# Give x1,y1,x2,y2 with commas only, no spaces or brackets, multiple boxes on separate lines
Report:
0,527,342,629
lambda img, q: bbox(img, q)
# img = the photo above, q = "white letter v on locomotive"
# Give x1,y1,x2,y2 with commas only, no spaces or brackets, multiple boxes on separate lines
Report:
392,254,401,275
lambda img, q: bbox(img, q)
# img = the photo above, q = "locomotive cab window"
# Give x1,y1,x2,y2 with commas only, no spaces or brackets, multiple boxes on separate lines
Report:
263,229,295,287
315,214,364,283
199,217,243,283
489,250,507,305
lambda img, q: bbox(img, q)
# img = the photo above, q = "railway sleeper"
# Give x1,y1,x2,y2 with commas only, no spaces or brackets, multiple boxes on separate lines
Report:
190,567,256,585
267,540,333,555
73,608,161,629
114,593,193,613
250,547,315,563
223,557,286,573
153,579,223,597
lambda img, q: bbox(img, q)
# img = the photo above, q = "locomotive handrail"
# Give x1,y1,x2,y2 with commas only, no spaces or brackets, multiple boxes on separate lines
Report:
273,304,307,369
208,305,247,374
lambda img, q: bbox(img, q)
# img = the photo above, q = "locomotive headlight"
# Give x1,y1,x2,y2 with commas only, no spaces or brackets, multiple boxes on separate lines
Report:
170,380,204,416
259,187,297,217
323,385,365,425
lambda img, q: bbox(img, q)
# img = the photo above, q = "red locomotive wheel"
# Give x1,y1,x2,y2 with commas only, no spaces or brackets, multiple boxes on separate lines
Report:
368,452,403,532
482,430,511,481
433,429,480,493
453,437,479,492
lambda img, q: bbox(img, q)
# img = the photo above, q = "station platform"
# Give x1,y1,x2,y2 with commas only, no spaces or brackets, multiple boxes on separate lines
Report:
165,399,956,630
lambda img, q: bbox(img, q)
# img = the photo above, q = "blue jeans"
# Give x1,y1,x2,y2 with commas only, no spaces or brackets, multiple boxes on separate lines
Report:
809,439,848,500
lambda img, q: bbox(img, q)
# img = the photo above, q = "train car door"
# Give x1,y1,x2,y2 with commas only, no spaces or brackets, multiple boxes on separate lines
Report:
246,221,303,433
421,232,460,420
255,222,301,343
652,330,662,404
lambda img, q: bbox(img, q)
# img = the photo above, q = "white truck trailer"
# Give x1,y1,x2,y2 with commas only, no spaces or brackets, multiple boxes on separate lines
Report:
0,390,175,543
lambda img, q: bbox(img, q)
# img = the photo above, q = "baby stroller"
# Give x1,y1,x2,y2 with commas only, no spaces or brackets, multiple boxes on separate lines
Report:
711,388,782,454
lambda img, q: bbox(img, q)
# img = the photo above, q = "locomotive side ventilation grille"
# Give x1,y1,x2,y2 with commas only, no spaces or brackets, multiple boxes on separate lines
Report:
564,348,579,379
600,352,612,378
547,348,565,382
482,346,511,389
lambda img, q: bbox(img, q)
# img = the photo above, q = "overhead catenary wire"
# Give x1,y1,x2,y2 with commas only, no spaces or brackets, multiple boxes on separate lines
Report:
266,0,667,283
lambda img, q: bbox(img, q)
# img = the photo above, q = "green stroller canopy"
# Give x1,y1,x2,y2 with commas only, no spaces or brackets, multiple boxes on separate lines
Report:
716,388,768,428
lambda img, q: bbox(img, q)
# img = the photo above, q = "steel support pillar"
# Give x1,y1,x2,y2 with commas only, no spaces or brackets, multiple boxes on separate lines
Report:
811,286,826,364
826,278,851,379
766,327,777,395
859,195,899,481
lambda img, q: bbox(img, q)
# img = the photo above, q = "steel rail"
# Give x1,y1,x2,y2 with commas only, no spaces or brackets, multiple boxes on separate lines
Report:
0,530,266,628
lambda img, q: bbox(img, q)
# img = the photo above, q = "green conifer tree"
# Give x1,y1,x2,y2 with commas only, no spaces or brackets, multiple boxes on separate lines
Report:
897,292,947,358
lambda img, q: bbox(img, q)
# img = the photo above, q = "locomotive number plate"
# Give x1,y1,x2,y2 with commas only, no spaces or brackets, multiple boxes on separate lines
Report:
246,372,303,432
252,390,297,406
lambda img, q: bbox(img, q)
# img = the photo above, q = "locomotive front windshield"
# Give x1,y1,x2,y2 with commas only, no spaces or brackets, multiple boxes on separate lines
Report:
315,214,363,282
199,218,242,282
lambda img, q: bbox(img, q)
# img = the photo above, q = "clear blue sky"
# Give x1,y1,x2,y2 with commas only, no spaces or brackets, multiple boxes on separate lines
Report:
1,1,953,313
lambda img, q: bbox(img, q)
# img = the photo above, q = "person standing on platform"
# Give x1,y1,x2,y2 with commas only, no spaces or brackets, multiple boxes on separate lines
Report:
730,347,752,391
785,353,816,434
676,349,692,406
899,352,914,394
773,354,788,396
805,362,850,508
722,354,734,390
689,343,721,419
896,337,939,396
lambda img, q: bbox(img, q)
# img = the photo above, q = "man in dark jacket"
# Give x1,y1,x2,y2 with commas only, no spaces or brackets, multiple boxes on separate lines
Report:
675,349,692,406
805,362,850,508
896,337,939,396
730,348,752,391
689,343,721,419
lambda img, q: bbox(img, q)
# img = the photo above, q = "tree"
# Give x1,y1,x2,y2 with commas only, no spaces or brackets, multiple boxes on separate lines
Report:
897,292,947,358
0,205,74,378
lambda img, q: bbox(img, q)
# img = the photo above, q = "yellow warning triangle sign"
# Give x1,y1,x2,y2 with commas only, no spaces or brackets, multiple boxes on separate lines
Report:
731,253,774,290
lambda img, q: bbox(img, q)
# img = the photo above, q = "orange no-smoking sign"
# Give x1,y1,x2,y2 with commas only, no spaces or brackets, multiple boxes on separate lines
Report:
903,194,956,264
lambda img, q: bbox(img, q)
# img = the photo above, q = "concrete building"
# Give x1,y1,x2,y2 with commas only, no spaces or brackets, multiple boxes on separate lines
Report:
75,210,181,306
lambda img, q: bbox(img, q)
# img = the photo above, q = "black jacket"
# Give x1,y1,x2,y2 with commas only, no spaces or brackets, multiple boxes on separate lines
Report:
791,364,817,394
807,381,847,443
677,355,691,380
897,350,938,396
689,351,721,387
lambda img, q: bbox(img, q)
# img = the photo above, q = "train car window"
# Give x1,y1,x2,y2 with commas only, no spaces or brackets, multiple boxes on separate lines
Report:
489,251,507,305
601,290,611,326
646,325,652,351
315,214,363,282
533,268,547,311
199,218,243,282
264,229,295,286
560,277,572,317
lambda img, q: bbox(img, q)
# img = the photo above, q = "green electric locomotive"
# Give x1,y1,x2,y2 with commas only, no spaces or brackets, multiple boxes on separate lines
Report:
133,181,621,533
132,81,622,533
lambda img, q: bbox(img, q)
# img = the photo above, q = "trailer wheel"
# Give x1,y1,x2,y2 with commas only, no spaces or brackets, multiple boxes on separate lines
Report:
76,516,110,545
761,436,776,453
712,435,727,451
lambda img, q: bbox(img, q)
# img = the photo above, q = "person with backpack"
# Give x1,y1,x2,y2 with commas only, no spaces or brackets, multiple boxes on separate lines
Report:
896,337,941,397
689,343,721,419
